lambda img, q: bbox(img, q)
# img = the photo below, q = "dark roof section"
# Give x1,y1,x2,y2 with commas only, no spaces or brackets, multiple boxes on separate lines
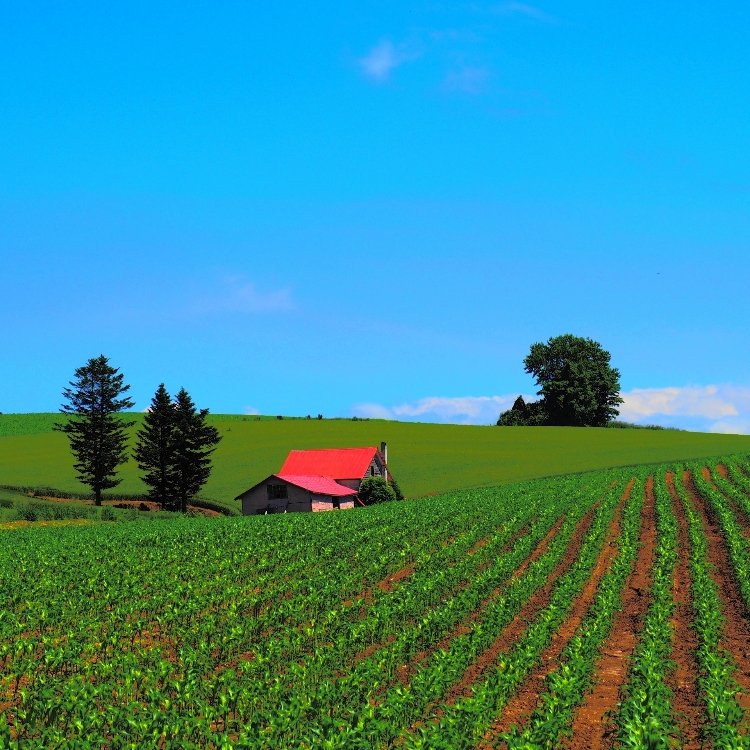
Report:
276,474,358,497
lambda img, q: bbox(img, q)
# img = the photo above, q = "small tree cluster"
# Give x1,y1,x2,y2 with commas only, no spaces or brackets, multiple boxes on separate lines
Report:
496,396,547,426
498,334,623,427
57,356,220,510
135,385,221,512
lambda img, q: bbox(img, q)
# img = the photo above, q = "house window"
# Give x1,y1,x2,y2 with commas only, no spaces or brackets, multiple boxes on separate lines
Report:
267,483,288,500
370,466,375,476
333,498,340,509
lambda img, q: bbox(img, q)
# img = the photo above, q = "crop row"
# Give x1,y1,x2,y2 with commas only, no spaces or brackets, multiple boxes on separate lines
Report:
672,466,749,748
499,474,645,749
3,457,750,748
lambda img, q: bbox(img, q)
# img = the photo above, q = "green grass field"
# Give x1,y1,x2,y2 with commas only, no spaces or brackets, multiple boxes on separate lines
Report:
2,413,750,512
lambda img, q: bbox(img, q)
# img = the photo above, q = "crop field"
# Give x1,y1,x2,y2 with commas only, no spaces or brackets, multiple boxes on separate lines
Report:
3,413,750,512
3,454,750,747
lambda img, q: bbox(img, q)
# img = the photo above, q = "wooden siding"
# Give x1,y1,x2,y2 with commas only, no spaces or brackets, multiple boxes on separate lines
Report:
239,478,355,515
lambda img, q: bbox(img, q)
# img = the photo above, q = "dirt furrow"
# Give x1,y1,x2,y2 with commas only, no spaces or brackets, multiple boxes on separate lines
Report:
683,469,750,710
664,471,703,749
352,523,536,667
709,463,750,536
440,507,598,708
557,476,654,750
478,478,636,748
397,516,565,686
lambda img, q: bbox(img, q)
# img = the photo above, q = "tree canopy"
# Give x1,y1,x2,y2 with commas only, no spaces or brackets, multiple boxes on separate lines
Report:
498,334,623,427
55,355,134,504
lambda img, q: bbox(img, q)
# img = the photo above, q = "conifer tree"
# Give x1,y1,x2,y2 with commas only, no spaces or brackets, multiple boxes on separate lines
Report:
171,388,221,512
134,383,176,509
56,355,134,505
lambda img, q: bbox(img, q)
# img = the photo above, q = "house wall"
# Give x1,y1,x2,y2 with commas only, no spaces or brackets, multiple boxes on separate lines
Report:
240,481,312,515
311,498,355,512
240,479,356,515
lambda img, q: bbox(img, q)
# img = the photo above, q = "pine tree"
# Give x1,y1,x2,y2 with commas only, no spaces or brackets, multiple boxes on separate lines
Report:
55,355,134,505
171,388,221,512
134,384,176,509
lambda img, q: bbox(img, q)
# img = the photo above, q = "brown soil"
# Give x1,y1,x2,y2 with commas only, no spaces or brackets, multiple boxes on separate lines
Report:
353,635,397,664
683,469,750,710
701,466,717,489
397,516,565,688
481,479,637,748
468,536,491,554
358,523,539,683
708,464,750,535
664,471,703,749
376,565,415,593
557,476,654,750
443,503,600,709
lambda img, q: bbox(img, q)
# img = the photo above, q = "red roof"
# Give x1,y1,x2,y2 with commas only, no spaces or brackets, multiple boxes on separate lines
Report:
276,474,357,497
279,447,378,480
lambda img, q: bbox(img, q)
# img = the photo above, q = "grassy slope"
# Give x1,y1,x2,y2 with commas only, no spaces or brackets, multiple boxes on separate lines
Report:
2,413,750,512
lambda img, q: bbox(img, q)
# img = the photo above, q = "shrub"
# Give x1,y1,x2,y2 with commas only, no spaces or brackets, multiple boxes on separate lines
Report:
100,507,116,521
388,477,405,502
17,505,38,522
359,476,397,506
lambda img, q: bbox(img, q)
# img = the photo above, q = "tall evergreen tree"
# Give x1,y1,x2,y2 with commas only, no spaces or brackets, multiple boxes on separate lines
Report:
134,383,176,509
171,388,221,512
55,355,134,505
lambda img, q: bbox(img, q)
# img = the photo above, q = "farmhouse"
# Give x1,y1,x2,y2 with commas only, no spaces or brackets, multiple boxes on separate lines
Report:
237,443,391,514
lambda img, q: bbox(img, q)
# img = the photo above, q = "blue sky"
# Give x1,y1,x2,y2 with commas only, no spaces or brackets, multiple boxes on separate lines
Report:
2,2,749,432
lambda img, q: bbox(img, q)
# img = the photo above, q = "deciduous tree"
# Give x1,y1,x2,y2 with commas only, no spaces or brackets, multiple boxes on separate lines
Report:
56,355,134,505
524,333,623,426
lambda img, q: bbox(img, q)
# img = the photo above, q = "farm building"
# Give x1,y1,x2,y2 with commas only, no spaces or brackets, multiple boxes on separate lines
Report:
237,443,391,515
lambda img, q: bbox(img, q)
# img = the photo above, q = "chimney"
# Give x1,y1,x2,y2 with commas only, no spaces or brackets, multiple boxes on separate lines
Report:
380,441,388,481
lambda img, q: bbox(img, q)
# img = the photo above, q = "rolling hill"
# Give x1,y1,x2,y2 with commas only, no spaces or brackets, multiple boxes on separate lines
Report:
2,413,750,512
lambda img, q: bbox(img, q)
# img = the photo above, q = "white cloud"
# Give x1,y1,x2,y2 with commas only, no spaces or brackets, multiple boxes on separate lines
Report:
243,406,260,416
619,384,750,434
619,385,741,421
352,385,750,433
358,40,420,82
709,419,750,436
192,276,294,315
352,394,526,425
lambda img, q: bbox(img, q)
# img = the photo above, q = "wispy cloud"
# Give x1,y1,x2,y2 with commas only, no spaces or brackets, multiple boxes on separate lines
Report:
620,385,741,421
191,276,294,315
442,66,490,95
353,385,750,433
619,384,750,434
352,394,525,425
358,40,421,82
492,2,558,24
